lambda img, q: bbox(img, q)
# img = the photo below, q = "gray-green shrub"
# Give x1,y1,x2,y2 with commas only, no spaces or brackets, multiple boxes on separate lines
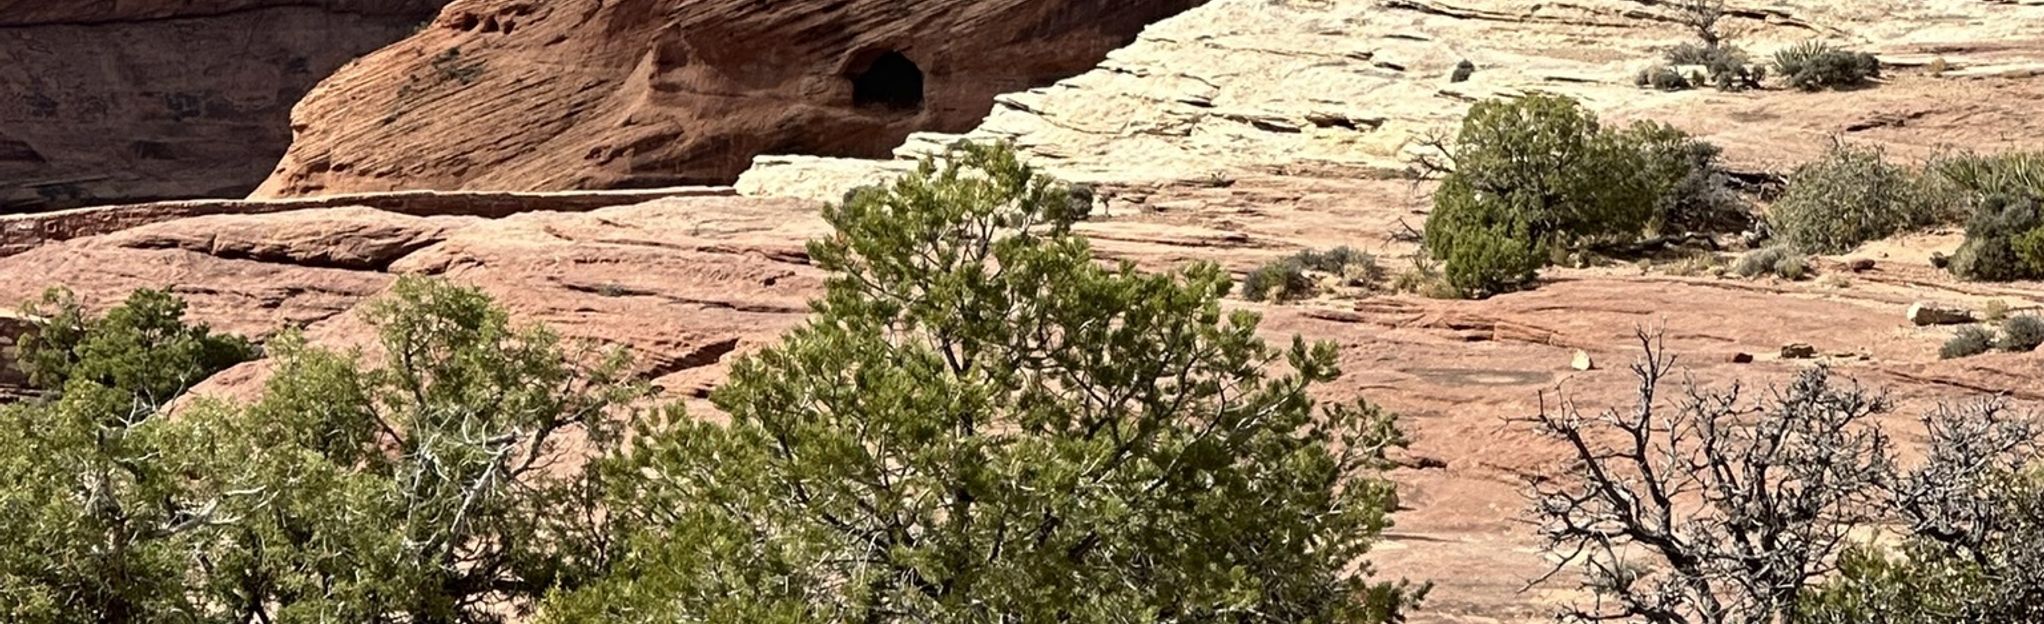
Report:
1637,65,1693,91
1942,325,1996,360
1733,245,1811,280
1934,151,2044,282
1297,246,1386,285
1931,150,2044,204
1769,143,1957,254
1775,41,1881,91
1242,247,1386,303
1666,43,1763,91
1242,258,1313,303
1998,314,2044,352
1950,195,2044,282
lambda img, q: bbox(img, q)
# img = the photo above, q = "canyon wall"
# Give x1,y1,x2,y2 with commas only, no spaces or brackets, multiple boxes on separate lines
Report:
253,0,1201,196
0,0,449,211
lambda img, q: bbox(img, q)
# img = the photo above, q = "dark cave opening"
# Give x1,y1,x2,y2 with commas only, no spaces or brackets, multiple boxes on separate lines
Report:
851,51,925,112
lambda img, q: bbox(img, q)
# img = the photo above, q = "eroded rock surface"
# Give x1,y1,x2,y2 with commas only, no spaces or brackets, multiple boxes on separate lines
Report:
0,0,450,211
254,0,1201,196
6,0,2044,621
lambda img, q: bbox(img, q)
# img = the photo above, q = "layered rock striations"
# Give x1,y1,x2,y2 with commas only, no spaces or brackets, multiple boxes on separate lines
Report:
0,0,450,212
253,0,1201,196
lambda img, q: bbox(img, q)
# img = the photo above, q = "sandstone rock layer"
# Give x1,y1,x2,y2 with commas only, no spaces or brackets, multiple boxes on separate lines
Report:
0,0,449,211
7,0,2044,622
253,0,1201,197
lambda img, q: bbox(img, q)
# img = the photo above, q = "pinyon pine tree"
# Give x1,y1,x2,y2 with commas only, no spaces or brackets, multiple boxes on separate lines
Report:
544,142,1423,623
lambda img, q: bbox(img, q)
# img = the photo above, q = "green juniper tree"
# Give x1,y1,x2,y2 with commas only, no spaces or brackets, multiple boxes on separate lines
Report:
0,288,257,623
545,142,1423,623
185,277,647,623
1423,94,1660,297
1,281,647,624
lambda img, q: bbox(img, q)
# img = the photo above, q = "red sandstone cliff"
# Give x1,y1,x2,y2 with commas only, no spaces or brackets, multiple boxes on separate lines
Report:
253,0,1200,196
0,0,448,211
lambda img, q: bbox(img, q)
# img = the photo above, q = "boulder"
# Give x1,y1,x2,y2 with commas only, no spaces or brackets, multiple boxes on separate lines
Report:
1908,302,1977,326
1781,343,1819,359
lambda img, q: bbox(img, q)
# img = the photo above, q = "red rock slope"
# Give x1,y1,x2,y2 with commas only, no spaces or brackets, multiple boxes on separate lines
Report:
252,0,1201,197
0,0,450,212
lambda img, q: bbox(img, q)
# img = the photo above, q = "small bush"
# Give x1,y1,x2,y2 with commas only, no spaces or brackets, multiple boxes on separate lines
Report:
1243,247,1386,302
1998,314,2044,352
1941,325,1995,359
1949,195,2044,281
1297,245,1386,286
1775,41,1881,91
1242,258,1313,303
1637,65,1693,91
1983,299,2012,322
1666,44,1763,91
1734,245,1811,280
1451,59,1476,83
1439,222,1542,297
1389,257,1461,299
1769,143,1956,254
1930,150,2044,202
1626,122,1754,234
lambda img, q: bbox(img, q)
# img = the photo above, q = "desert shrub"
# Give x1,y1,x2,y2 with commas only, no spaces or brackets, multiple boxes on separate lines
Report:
1930,150,2044,201
1426,193,1544,296
1242,257,1314,302
1984,299,2012,321
1243,247,1385,303
1998,314,2044,352
1769,142,1956,254
1300,245,1387,285
1626,121,1754,234
1949,195,2044,281
1775,41,1882,91
1733,245,1811,280
1943,325,1996,359
543,142,1425,622
1665,42,1722,65
1,280,648,623
18,287,256,399
1666,43,1764,91
1390,257,1461,299
1426,94,1721,297
1637,65,1693,90
1451,59,1475,82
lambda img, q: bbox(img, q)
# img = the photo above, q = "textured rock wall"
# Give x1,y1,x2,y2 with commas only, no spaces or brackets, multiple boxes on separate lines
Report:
253,0,1201,196
0,187,733,258
0,0,450,212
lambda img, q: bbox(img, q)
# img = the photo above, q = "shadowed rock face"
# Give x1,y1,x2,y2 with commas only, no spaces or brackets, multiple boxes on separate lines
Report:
0,0,451,212
253,0,1203,197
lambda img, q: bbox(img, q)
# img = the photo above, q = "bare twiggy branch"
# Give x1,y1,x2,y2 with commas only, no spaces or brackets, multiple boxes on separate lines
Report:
1521,328,1894,624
